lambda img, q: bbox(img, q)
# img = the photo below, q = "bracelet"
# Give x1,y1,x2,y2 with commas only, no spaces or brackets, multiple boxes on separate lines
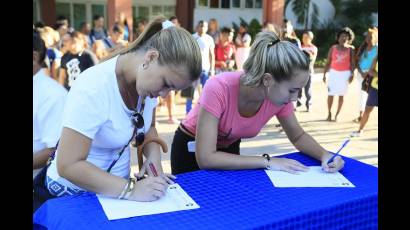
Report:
118,180,130,199
123,178,137,200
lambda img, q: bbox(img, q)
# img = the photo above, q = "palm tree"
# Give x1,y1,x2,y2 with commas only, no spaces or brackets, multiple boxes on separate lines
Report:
286,0,320,30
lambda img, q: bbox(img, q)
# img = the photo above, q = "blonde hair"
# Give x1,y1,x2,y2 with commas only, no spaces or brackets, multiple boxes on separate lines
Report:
38,26,59,47
367,27,378,42
92,40,108,60
103,16,202,80
242,31,309,86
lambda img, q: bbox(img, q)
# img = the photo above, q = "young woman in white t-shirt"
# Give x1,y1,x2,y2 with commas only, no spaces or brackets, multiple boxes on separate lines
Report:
44,17,202,203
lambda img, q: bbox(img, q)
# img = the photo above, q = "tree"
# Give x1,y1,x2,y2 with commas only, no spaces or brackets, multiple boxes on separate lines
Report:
232,17,261,45
286,0,320,30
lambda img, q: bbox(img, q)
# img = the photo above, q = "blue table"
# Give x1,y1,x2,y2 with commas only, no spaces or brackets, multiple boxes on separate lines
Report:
33,152,378,229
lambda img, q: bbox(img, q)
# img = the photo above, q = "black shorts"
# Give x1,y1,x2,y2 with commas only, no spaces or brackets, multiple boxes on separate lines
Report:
170,127,241,175
366,86,378,107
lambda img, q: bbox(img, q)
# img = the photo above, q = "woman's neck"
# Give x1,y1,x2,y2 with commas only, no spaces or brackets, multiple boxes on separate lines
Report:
338,43,349,49
240,81,264,100
238,83,265,117
116,53,140,110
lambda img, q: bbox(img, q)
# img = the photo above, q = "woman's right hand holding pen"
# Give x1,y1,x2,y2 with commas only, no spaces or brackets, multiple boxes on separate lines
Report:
127,176,169,202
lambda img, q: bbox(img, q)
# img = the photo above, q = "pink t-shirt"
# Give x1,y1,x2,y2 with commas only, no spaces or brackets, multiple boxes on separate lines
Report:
182,71,294,146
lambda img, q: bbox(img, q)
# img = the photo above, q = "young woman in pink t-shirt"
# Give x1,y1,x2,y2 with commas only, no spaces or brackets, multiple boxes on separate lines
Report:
323,27,356,122
170,31,345,175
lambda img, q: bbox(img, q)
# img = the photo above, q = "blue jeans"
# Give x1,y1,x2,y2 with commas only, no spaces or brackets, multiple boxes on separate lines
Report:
186,70,209,114
297,75,312,109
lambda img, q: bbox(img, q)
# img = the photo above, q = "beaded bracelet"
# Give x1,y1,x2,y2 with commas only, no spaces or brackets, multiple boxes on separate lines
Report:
118,179,131,199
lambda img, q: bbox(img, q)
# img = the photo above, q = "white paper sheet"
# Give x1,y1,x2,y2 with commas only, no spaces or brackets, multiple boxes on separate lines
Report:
265,166,355,187
97,183,199,220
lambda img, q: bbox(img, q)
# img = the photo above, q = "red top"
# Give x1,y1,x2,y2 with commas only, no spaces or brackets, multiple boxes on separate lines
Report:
215,42,236,68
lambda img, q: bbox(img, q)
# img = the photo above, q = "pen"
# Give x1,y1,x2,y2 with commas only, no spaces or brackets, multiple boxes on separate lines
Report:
149,162,158,177
327,139,350,165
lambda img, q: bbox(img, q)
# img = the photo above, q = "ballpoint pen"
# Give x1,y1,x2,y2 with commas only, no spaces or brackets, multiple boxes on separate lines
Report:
327,139,350,165
149,162,158,177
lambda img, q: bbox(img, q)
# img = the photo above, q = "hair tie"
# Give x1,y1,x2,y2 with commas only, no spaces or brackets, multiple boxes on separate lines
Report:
268,39,280,47
162,20,175,30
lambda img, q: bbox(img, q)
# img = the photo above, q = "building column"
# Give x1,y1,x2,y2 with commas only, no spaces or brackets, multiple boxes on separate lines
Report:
40,0,57,27
263,0,285,27
176,0,195,33
107,0,133,41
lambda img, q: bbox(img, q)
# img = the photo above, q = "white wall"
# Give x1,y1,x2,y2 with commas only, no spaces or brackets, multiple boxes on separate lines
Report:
285,0,335,29
132,0,175,6
194,8,263,30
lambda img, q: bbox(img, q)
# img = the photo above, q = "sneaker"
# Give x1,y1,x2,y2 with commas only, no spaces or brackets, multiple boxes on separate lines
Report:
350,130,363,137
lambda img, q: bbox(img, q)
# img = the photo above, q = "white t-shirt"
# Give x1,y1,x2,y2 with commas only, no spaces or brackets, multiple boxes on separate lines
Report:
46,55,158,191
33,69,67,178
235,33,252,47
193,32,215,72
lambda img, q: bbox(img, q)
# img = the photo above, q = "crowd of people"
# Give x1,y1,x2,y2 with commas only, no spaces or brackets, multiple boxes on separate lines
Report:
33,14,377,212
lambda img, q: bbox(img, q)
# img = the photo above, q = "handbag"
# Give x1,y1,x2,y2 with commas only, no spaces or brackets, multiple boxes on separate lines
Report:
361,74,373,92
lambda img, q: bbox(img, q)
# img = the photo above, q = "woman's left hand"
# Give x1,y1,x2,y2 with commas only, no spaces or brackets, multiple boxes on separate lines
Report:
321,153,345,173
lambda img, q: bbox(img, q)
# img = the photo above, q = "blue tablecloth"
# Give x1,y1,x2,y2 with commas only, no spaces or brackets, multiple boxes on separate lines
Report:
33,152,378,229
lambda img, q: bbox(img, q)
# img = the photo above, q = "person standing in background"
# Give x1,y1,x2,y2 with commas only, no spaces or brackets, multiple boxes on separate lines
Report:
184,20,215,114
38,26,62,80
80,22,92,47
89,15,108,46
207,18,220,44
116,12,130,41
234,23,251,70
298,31,318,112
214,27,236,74
323,27,356,122
352,28,378,123
33,33,67,179
59,32,98,90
